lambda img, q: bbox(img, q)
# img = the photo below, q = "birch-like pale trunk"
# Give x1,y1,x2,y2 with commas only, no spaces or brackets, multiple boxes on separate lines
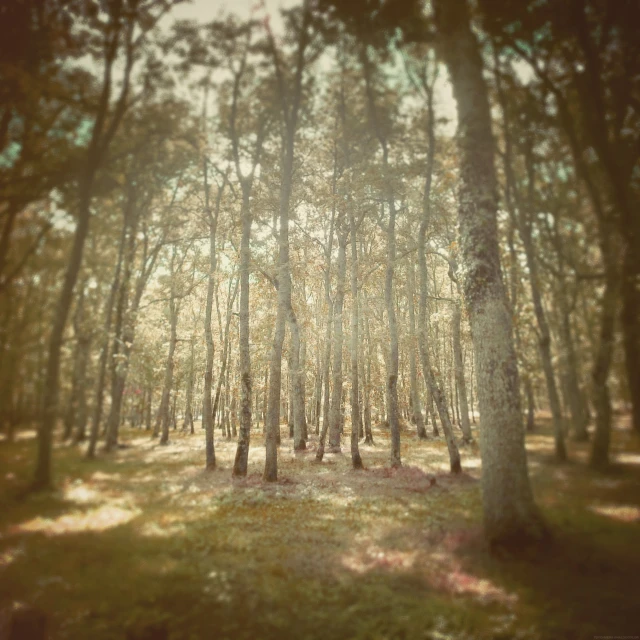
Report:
434,0,546,546
349,211,363,469
407,262,427,440
325,229,346,455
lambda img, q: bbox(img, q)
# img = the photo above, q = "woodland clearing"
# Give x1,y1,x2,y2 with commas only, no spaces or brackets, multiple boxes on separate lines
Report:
1,416,639,640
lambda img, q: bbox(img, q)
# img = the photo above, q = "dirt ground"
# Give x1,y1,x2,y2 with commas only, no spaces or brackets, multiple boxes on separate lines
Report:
1,415,639,639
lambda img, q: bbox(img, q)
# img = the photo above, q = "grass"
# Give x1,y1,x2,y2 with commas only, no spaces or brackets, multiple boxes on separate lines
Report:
1,415,639,639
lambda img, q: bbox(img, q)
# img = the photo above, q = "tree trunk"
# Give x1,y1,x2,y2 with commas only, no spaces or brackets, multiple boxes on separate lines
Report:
263,2,310,481
415,58,460,473
35,7,135,489
35,175,95,489
72,334,91,443
159,294,179,446
517,150,567,462
349,211,363,470
362,291,374,445
87,214,128,459
316,194,336,460
434,0,546,546
621,248,640,436
327,230,347,454
590,236,619,469
407,262,428,440
203,160,221,470
452,301,472,442
105,189,139,452
233,188,253,476
182,336,196,432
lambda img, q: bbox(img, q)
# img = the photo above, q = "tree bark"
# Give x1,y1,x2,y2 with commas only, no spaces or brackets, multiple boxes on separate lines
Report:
452,299,472,443
182,336,196,433
34,3,135,489
407,262,428,439
105,186,139,452
348,210,363,469
233,187,254,475
159,285,179,446
434,0,546,546
517,146,567,461
327,229,347,454
87,214,128,458
264,1,310,481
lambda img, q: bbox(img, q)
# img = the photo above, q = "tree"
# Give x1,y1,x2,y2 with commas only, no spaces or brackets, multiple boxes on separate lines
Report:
33,0,177,490
433,0,546,545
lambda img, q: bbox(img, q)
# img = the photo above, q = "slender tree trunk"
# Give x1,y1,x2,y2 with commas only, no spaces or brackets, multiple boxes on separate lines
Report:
518,152,567,461
525,377,535,432
407,263,428,439
362,291,374,444
327,230,347,454
349,211,363,469
159,295,179,446
383,198,401,468
203,161,222,470
105,190,139,452
264,3,310,481
35,8,134,489
415,60,460,473
145,389,152,431
434,0,546,546
212,278,238,445
182,336,196,432
621,248,640,436
233,189,253,476
452,301,472,442
35,175,94,488
72,335,91,443
87,215,128,459
316,199,336,460
287,352,294,438
590,235,619,468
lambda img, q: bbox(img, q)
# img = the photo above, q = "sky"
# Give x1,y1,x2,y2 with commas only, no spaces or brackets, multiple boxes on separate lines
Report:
167,0,459,131
170,0,296,32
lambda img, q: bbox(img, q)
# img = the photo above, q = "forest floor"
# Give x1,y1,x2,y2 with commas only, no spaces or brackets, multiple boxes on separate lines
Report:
1,416,639,640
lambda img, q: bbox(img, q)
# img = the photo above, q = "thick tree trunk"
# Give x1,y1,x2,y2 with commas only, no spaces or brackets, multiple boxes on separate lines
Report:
434,0,546,546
